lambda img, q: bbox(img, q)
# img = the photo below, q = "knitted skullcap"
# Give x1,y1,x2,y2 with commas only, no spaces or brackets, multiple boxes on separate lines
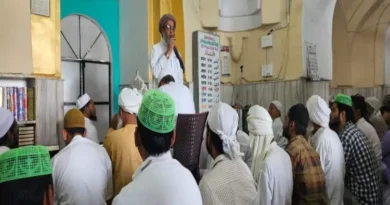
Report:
0,146,52,184
64,108,85,128
334,93,352,107
137,89,176,133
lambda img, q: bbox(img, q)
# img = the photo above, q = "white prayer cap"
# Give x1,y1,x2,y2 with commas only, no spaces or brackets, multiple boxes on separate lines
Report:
271,100,283,113
0,108,15,138
306,95,330,128
207,102,243,159
366,96,380,111
119,88,143,114
247,105,273,136
158,69,176,85
76,94,91,109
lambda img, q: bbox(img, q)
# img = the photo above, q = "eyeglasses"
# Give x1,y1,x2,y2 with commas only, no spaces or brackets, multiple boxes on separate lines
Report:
164,25,176,32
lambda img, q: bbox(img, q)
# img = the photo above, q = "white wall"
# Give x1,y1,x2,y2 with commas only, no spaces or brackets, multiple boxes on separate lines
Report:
119,0,149,86
301,0,336,80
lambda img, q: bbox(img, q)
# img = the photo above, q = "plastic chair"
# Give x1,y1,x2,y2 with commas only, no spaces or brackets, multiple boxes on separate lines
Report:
173,112,208,183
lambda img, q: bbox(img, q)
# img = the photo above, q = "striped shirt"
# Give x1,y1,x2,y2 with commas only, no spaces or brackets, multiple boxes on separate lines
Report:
286,135,328,205
340,122,380,205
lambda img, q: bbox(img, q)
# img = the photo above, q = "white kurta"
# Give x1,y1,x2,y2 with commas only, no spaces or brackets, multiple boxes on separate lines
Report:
272,117,288,149
309,127,345,205
199,154,257,205
356,118,382,169
0,146,9,155
85,117,99,144
112,151,202,205
252,142,293,205
150,40,184,88
51,135,113,205
159,82,195,116
237,130,253,168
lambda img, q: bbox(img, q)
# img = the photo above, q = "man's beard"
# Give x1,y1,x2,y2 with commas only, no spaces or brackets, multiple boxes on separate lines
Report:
90,114,97,121
206,138,212,156
329,117,341,134
282,126,290,139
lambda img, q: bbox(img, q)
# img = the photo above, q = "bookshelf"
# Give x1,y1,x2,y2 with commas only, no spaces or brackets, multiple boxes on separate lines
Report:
0,74,63,151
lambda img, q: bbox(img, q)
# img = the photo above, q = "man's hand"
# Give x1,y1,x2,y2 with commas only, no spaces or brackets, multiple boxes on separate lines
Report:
165,38,175,57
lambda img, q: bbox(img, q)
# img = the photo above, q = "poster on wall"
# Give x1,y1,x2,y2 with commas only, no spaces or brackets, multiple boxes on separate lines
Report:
305,41,320,81
192,31,221,113
220,46,231,76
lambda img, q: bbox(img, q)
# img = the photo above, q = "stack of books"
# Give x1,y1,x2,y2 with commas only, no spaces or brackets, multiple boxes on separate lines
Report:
0,87,35,121
18,125,34,146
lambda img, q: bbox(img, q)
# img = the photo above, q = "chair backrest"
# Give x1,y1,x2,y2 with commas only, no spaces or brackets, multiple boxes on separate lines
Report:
173,112,208,170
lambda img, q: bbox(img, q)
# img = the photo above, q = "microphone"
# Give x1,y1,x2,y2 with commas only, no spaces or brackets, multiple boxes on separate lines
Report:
173,46,185,72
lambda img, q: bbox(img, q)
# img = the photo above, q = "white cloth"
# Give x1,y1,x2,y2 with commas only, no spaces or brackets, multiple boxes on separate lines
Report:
306,95,331,128
366,97,380,111
0,146,9,155
246,105,274,183
252,142,293,205
52,135,113,205
356,118,383,169
272,117,288,149
76,94,91,109
237,130,253,168
118,88,142,114
0,107,14,138
199,154,257,205
85,117,99,144
207,102,243,159
159,82,195,116
309,127,346,205
112,151,202,205
150,40,184,88
307,95,346,205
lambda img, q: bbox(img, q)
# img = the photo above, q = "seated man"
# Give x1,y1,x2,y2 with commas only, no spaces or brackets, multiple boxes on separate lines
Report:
158,70,195,115
330,94,380,204
268,101,288,149
52,108,113,205
0,108,18,155
76,93,99,144
250,105,293,205
306,95,345,205
113,90,202,205
103,88,143,197
0,146,54,205
284,104,328,204
199,102,257,205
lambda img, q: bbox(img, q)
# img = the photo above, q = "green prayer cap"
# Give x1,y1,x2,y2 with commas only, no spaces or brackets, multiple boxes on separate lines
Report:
0,146,52,184
138,89,176,133
334,93,352,107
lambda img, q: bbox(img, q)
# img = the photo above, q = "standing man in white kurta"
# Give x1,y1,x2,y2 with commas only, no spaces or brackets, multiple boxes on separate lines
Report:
52,108,113,205
77,93,99,144
306,95,345,205
158,70,195,116
150,14,184,88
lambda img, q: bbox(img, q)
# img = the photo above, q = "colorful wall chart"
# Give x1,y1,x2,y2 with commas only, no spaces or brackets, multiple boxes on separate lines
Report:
192,31,220,113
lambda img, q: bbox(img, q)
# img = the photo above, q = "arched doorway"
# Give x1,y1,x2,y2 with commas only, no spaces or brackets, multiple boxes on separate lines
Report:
61,14,112,143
